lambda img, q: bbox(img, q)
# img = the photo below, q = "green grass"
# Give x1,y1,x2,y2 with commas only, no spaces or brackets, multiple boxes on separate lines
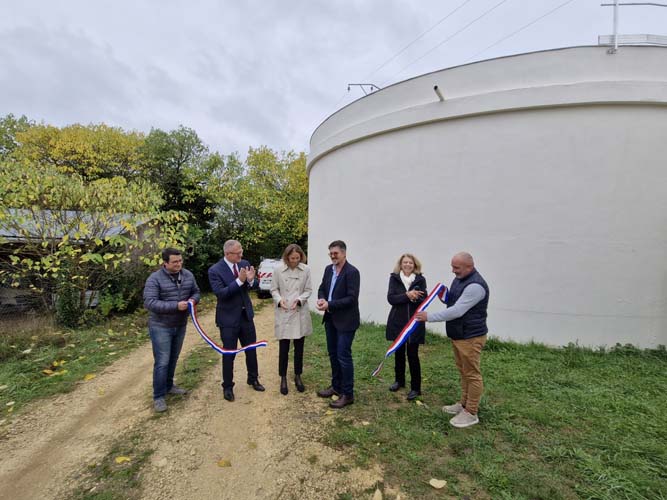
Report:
70,431,153,500
0,294,222,420
0,311,150,419
305,314,667,499
173,343,221,394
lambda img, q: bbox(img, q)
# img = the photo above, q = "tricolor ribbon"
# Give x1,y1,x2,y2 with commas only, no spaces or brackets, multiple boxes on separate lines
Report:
371,282,448,377
188,300,268,355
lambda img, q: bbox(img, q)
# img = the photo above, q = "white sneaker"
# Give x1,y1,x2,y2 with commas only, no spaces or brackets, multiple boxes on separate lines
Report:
442,402,464,415
449,409,479,428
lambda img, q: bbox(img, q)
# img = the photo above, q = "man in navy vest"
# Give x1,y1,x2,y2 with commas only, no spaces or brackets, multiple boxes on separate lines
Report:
416,252,489,428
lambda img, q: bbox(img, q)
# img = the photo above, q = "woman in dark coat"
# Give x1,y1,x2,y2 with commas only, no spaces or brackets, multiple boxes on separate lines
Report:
386,253,427,400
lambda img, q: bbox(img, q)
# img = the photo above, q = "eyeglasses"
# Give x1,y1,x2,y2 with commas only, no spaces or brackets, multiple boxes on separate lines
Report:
227,250,243,255
328,252,341,257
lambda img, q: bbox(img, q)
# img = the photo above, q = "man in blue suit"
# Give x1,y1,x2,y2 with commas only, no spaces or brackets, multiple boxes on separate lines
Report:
208,239,265,401
316,240,360,409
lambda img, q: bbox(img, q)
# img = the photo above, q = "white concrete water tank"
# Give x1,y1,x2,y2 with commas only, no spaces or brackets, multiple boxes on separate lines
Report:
307,46,667,348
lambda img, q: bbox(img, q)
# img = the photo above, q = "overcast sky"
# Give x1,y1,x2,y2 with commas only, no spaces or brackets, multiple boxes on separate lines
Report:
1,1,663,156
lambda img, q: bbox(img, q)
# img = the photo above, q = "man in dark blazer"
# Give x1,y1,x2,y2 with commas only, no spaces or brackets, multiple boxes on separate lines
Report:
208,239,265,401
316,240,360,409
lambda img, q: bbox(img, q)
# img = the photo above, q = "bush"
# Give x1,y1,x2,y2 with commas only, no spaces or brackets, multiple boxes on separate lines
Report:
55,277,82,328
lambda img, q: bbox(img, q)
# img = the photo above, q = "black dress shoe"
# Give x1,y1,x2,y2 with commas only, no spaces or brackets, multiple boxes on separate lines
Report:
223,387,235,402
406,390,421,401
329,394,354,409
294,374,305,393
249,380,265,392
317,386,340,398
280,376,288,395
389,381,404,392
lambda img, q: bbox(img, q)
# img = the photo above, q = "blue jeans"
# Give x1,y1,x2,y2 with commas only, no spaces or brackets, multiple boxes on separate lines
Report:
149,324,186,400
324,321,356,397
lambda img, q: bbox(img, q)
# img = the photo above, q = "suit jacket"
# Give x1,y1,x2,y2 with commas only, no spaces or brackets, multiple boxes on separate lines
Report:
317,260,360,332
208,258,259,328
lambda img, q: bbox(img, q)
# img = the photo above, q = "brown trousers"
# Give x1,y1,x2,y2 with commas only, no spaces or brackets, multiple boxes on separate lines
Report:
451,334,487,415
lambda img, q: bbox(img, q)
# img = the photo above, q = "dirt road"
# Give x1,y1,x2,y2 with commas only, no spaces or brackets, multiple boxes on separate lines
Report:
0,306,387,499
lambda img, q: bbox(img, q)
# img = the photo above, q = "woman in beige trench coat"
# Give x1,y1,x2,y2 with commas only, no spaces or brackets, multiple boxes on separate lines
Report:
270,244,313,395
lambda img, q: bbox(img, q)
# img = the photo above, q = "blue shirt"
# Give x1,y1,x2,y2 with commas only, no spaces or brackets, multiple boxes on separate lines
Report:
327,265,338,302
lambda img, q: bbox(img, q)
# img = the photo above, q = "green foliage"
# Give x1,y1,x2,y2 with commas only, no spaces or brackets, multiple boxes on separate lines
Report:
12,122,146,180
140,126,226,221
0,162,188,324
306,316,667,499
139,127,255,285
0,113,33,159
0,114,310,303
214,146,309,263
54,266,82,327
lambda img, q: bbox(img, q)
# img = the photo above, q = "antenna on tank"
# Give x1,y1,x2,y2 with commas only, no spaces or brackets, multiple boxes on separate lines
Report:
599,1,667,54
347,83,382,96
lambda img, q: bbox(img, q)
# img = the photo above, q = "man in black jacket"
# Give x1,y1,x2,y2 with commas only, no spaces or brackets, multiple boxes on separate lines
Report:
144,248,200,413
416,252,489,428
316,240,360,409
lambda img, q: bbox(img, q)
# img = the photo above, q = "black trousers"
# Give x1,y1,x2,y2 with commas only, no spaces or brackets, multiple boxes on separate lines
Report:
394,342,421,391
278,337,305,376
219,314,259,389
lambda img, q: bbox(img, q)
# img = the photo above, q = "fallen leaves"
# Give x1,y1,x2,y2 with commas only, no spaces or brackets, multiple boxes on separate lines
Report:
42,360,69,377
114,456,131,464
429,478,447,489
42,363,69,377
217,459,232,467
83,374,96,382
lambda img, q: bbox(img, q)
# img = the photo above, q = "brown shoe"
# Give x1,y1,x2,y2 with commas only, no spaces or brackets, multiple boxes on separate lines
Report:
329,394,354,409
317,386,340,398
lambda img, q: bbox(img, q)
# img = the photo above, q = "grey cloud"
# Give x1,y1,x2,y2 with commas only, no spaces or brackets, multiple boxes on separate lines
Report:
1,1,661,156
0,25,138,125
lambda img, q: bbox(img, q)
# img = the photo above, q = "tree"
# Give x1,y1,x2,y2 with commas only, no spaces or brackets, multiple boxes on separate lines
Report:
0,161,188,325
214,147,308,263
141,126,233,221
0,114,32,160
141,127,246,286
12,123,146,180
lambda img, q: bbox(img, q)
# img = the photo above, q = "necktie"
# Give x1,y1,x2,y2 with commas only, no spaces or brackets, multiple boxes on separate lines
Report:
233,264,239,278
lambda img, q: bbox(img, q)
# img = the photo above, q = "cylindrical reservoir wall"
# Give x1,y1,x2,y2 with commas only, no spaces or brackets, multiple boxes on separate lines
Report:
307,47,667,348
